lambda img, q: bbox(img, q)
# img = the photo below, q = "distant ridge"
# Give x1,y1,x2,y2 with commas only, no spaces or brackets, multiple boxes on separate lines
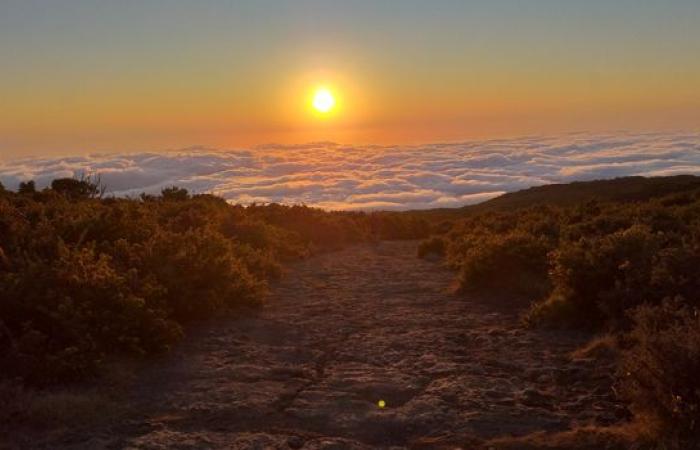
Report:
463,175,700,213
410,175,700,217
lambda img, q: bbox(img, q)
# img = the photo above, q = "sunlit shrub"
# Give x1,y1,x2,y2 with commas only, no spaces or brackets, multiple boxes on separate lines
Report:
223,214,308,260
419,184,700,447
0,179,431,386
529,224,698,329
143,228,265,321
651,232,700,306
619,299,700,445
532,226,659,327
456,231,552,298
1,243,181,385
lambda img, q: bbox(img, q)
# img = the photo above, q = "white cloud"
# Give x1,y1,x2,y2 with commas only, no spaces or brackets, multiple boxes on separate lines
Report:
1,132,698,210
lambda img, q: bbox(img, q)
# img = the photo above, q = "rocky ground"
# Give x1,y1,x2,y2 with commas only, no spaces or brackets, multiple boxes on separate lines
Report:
5,241,624,449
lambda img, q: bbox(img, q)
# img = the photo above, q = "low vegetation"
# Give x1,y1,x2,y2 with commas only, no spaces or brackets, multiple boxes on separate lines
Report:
0,178,429,386
4,174,700,447
620,300,700,445
425,180,700,447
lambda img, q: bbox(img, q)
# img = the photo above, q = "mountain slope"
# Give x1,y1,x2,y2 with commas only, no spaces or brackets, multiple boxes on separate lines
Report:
464,175,700,213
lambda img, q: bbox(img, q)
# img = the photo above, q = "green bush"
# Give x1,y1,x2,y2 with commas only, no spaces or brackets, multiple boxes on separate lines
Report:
529,221,700,329
1,243,181,385
0,178,431,386
436,188,700,446
456,231,552,298
142,228,265,322
619,299,700,445
531,225,661,328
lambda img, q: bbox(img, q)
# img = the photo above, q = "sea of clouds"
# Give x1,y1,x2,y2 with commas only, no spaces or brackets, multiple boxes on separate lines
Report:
1,132,699,210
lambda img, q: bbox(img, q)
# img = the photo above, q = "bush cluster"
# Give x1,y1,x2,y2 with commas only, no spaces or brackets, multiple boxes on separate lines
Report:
428,190,700,445
417,235,447,259
435,207,560,298
433,195,700,327
0,179,430,385
619,299,700,444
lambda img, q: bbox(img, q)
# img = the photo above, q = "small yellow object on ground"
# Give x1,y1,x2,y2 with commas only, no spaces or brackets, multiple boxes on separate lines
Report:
377,400,386,408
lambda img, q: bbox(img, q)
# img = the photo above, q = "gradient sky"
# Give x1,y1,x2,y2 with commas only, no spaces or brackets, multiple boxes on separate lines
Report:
1,0,699,157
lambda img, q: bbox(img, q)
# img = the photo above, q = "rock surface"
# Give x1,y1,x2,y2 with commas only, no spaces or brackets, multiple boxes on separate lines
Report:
9,241,621,449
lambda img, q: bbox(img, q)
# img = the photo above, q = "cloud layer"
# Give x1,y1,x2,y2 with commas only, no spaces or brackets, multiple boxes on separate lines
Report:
1,133,699,210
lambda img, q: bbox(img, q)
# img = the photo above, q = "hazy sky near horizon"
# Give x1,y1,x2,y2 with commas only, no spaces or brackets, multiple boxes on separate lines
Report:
2,0,699,157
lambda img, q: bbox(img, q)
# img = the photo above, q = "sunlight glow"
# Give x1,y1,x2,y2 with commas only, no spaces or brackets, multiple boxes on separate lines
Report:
312,88,336,114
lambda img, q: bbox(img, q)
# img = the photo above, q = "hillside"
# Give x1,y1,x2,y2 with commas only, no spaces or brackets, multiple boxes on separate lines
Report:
464,175,700,213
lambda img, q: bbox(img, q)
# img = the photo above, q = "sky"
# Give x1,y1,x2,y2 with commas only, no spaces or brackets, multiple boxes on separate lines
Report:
1,0,700,157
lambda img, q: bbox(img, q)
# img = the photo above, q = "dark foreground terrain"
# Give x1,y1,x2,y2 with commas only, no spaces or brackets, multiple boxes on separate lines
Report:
6,241,622,449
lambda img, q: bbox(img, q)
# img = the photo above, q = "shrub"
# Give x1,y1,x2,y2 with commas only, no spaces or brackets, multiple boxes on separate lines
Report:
50,177,103,199
530,225,662,328
651,234,700,306
415,185,700,446
456,231,552,298
18,180,36,195
0,243,181,385
0,182,430,386
417,236,446,259
142,228,265,322
619,299,700,445
161,186,189,201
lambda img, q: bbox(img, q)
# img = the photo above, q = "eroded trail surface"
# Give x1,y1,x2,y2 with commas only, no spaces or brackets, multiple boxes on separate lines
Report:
49,241,619,449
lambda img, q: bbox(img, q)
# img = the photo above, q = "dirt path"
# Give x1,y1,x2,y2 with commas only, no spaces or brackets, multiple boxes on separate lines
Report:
24,241,621,449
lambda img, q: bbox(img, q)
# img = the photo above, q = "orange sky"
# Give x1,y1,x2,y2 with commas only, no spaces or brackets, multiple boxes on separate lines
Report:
1,1,699,157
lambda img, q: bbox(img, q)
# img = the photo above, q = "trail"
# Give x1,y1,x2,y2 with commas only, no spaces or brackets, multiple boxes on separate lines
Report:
33,241,620,449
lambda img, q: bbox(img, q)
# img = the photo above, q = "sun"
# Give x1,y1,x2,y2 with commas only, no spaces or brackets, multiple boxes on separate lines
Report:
312,88,336,114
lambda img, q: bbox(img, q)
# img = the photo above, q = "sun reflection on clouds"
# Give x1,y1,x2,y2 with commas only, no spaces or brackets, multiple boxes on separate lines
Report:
1,132,698,211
